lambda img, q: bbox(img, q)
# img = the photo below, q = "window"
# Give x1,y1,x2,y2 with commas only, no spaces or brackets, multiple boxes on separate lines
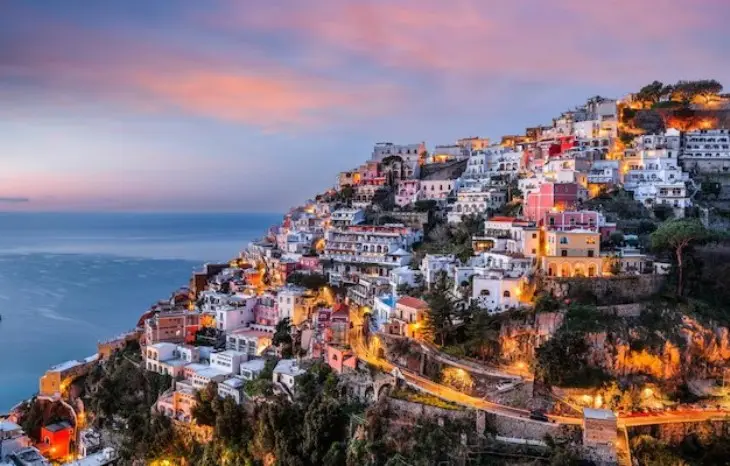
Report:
560,237,568,244
532,233,537,239
588,250,595,257
503,291,511,298
561,250,568,257
532,248,537,254
586,237,596,245
549,217,555,226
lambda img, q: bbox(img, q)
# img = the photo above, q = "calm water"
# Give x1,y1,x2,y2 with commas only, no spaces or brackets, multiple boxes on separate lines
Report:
0,212,279,411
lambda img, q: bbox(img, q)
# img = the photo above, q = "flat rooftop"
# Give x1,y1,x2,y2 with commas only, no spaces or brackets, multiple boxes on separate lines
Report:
583,408,616,421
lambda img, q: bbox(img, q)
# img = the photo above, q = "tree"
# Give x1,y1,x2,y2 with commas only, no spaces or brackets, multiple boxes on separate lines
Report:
273,318,294,357
192,382,219,426
465,309,501,361
424,271,457,346
701,180,722,200
653,203,674,221
609,231,625,247
287,272,328,290
651,219,710,296
636,81,668,107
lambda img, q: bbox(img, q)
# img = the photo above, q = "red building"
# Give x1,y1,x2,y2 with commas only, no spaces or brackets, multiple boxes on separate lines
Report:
524,182,580,222
38,421,73,460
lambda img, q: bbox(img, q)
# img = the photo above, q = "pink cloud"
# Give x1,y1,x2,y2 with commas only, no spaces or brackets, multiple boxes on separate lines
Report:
220,0,729,85
0,15,396,130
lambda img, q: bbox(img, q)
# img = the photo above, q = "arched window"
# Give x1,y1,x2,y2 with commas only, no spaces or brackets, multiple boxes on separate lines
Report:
503,291,511,298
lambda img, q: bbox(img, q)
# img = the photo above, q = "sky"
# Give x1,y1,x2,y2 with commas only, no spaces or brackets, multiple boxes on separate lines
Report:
1,0,729,212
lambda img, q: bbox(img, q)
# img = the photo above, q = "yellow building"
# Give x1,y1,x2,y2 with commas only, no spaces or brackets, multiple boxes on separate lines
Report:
39,355,98,397
542,229,603,277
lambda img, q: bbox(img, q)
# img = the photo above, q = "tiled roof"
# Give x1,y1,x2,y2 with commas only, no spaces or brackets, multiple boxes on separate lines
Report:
396,296,428,309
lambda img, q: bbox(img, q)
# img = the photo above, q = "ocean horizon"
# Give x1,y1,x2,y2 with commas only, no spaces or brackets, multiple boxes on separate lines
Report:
0,212,280,411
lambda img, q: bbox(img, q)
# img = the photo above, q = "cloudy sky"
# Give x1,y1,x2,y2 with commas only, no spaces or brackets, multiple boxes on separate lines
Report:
1,0,729,212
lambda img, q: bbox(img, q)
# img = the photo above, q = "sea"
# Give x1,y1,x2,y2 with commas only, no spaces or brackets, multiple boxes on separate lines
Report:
0,212,280,411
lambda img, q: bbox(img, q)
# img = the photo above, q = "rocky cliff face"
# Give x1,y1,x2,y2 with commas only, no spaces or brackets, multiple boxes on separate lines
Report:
502,309,730,383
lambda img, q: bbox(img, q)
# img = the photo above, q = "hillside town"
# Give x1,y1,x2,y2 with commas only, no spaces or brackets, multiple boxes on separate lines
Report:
4,80,730,465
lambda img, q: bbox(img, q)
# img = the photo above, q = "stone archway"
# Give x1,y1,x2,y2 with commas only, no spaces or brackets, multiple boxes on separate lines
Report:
364,386,375,403
377,383,393,399
560,263,572,277
573,263,586,277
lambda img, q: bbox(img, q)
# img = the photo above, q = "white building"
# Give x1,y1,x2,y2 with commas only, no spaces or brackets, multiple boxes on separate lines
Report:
420,255,458,287
587,160,620,185
145,343,189,378
239,359,267,381
431,144,468,163
330,208,365,228
215,296,256,333
324,224,420,284
623,130,691,214
272,359,306,394
0,421,31,461
681,128,730,173
186,364,230,390
419,179,456,201
226,329,273,357
447,187,507,223
277,285,308,323
217,377,245,404
372,142,424,164
472,273,525,313
210,350,247,375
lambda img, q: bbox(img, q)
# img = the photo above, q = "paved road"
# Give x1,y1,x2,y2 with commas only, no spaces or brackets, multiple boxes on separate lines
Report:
351,308,730,428
621,410,730,427
349,319,576,425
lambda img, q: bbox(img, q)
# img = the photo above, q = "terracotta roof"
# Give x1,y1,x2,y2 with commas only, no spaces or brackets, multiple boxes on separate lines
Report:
396,296,428,309
487,216,517,223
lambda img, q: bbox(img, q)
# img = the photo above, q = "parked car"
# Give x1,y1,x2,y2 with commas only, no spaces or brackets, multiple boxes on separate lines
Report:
496,380,522,393
529,409,549,422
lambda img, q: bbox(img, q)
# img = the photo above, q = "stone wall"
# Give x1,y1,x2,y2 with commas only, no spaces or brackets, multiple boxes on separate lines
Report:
543,275,665,304
487,413,579,441
597,303,644,317
387,397,473,422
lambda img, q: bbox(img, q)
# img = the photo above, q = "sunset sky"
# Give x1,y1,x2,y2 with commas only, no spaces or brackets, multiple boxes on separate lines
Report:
2,0,729,212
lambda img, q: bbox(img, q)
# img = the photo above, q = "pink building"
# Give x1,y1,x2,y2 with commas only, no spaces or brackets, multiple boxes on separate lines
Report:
544,210,616,241
325,345,358,374
298,255,321,272
395,179,420,207
524,182,579,223
254,296,279,326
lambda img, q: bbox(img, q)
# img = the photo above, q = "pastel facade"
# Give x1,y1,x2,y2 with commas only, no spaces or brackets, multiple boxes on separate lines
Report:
447,188,507,223
524,182,580,223
324,224,420,285
419,179,455,201
472,273,525,313
210,350,247,376
390,296,428,339
395,179,420,207
155,380,196,422
542,230,602,277
681,128,730,173
226,329,273,357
